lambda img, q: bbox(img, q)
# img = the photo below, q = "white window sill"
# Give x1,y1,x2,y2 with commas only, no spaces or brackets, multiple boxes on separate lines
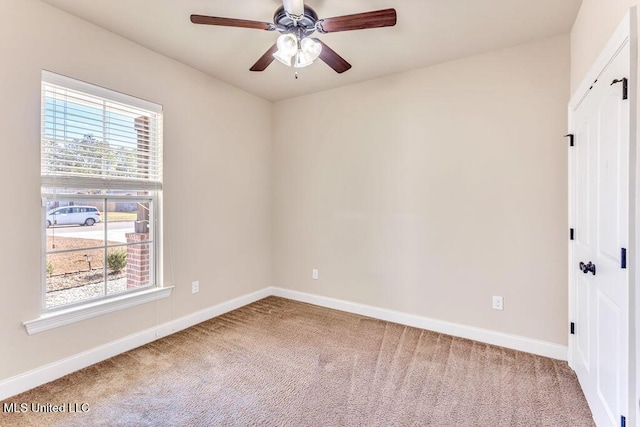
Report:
23,286,174,335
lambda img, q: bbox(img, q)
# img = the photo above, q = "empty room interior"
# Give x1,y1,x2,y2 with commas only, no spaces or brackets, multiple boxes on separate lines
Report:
1,0,639,425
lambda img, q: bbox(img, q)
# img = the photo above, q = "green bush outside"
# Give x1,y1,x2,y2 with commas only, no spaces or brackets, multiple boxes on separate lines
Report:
107,249,127,273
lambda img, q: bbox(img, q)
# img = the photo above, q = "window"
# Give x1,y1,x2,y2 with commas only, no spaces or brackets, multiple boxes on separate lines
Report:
41,71,163,311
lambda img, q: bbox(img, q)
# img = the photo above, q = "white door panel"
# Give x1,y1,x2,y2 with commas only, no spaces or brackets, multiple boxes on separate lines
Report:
576,277,590,371
596,92,624,264
575,119,591,247
570,37,630,427
596,290,621,422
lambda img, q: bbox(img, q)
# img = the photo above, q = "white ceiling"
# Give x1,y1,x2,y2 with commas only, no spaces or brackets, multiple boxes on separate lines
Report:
39,0,582,102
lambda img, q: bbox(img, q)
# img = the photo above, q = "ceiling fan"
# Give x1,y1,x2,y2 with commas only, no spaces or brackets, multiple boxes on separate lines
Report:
190,0,397,73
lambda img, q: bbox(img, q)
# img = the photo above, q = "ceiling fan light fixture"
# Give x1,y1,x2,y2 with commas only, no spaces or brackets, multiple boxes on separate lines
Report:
275,33,322,69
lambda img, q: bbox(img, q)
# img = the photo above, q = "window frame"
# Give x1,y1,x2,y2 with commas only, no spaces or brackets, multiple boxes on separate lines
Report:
26,71,171,331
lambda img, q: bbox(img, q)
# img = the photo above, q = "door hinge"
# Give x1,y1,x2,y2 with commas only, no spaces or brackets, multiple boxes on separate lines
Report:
621,415,626,427
611,78,628,100
564,134,574,147
621,248,627,269
569,228,574,240
570,322,575,335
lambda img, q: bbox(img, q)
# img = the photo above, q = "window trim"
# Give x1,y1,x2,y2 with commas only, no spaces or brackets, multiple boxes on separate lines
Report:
24,286,173,335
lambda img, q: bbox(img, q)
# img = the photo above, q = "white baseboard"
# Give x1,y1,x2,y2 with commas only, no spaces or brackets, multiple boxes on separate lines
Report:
269,287,568,361
1,285,567,401
0,287,271,402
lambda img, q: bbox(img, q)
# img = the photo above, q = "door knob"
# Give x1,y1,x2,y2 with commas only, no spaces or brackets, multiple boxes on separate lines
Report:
579,261,596,275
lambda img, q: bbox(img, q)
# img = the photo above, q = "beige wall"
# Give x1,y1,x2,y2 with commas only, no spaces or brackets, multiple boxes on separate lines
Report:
273,35,571,345
570,0,636,92
0,0,271,380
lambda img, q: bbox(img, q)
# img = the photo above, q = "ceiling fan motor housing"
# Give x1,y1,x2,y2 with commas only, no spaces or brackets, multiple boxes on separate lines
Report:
273,5,319,37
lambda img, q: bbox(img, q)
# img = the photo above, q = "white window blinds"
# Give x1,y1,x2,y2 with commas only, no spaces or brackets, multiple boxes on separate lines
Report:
41,71,163,190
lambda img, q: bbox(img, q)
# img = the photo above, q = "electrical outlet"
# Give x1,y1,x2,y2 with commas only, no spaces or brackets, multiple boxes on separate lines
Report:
312,269,319,280
192,281,199,294
492,296,504,310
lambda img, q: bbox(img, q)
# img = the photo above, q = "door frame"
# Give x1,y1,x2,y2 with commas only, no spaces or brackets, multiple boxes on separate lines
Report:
568,8,638,425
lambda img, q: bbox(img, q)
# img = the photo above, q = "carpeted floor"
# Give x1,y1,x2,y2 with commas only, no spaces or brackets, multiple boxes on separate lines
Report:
1,296,594,426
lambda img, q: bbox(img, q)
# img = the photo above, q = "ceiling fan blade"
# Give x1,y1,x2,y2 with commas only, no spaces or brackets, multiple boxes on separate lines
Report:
317,41,352,73
190,15,274,31
282,0,304,17
250,44,279,72
317,9,397,33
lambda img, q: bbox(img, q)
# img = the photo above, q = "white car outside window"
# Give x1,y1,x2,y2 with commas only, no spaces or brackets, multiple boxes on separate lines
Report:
46,206,101,227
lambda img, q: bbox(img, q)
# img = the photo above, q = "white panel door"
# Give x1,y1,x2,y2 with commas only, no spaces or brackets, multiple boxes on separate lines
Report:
570,42,630,426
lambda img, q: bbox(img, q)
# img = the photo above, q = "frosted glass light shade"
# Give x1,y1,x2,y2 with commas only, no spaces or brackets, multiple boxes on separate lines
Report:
294,51,314,68
273,50,293,66
301,37,322,61
276,33,297,57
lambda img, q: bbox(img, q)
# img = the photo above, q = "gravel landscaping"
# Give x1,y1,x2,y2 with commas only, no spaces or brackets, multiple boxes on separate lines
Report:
47,269,126,292
46,278,128,308
46,271,128,308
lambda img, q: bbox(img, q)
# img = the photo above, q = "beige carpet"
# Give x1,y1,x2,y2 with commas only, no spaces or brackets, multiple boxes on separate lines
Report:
1,296,593,426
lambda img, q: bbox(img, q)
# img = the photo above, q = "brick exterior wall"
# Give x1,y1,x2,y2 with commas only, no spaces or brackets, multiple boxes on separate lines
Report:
125,232,149,289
